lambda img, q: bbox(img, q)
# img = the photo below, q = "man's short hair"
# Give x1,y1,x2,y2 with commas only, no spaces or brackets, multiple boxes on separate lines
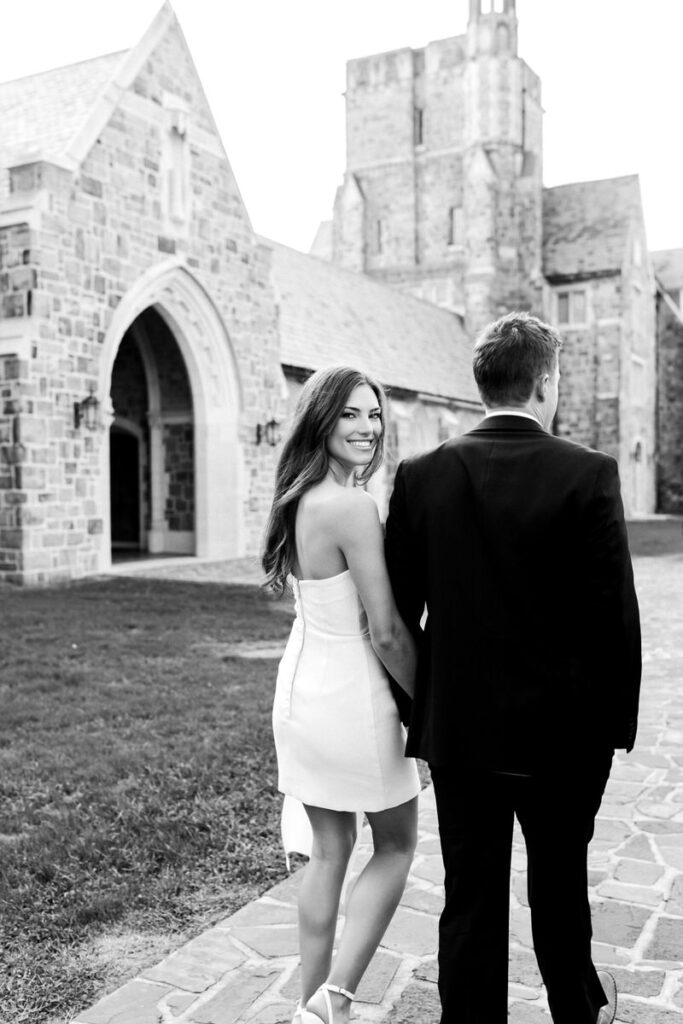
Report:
472,311,562,407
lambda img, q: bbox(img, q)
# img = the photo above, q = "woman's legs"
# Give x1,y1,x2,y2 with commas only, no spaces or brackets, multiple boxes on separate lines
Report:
305,796,418,1023
299,805,358,1004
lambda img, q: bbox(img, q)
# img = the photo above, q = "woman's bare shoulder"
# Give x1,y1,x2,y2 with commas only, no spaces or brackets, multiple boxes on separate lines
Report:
324,487,381,535
300,484,378,525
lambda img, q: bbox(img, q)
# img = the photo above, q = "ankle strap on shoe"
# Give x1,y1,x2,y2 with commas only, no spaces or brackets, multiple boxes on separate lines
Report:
323,984,355,1001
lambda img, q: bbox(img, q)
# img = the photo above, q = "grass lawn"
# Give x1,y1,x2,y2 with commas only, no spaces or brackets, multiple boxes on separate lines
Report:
0,575,295,1024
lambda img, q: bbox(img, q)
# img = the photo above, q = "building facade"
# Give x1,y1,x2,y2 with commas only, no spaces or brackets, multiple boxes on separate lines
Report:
326,0,671,517
0,8,286,582
0,0,681,584
0,4,480,584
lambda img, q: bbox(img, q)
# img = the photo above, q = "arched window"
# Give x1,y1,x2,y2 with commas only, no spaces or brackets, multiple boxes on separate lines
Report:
496,23,510,51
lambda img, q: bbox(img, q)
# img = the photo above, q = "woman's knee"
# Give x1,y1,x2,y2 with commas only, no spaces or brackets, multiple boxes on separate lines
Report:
368,799,418,857
306,807,357,864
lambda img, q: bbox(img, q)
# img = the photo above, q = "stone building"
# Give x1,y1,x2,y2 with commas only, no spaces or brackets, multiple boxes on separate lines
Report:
323,0,670,517
0,0,680,584
653,250,683,513
0,3,479,584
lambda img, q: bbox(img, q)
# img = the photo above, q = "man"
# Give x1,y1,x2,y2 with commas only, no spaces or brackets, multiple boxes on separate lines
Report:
385,312,641,1024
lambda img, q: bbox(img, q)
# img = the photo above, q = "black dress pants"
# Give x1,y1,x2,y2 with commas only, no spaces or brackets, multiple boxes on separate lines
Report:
430,752,613,1024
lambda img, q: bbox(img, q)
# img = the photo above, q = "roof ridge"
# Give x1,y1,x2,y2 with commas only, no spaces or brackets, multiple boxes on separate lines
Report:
543,173,639,192
259,236,462,320
0,49,127,89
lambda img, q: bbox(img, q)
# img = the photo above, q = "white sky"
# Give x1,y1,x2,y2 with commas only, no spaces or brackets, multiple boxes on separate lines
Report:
1,0,681,255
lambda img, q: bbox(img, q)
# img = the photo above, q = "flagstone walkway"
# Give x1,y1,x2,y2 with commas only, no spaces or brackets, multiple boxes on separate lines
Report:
74,552,683,1024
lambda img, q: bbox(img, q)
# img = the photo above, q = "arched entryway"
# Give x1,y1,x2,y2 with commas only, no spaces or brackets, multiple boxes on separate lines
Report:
95,259,244,573
109,306,196,558
110,425,142,550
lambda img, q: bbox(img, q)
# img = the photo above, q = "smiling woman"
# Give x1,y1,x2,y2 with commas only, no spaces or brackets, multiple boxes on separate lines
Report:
261,364,420,1024
325,386,383,475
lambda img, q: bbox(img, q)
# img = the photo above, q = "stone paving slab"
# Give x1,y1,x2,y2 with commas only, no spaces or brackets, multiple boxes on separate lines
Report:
73,555,683,1023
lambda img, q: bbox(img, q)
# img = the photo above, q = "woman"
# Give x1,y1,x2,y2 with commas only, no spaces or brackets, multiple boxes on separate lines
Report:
262,366,420,1024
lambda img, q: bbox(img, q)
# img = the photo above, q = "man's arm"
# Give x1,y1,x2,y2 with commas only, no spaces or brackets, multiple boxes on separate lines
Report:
584,457,642,751
384,461,426,641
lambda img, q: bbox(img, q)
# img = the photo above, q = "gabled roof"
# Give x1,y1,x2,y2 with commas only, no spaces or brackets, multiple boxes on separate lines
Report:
652,249,683,292
543,175,643,281
262,238,480,405
0,3,218,180
0,51,125,172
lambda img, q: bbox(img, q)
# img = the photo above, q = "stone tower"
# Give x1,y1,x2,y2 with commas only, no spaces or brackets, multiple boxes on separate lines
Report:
463,0,544,333
331,0,544,335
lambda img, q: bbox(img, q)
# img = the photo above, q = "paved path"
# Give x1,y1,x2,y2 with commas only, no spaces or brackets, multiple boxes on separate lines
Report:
74,553,683,1024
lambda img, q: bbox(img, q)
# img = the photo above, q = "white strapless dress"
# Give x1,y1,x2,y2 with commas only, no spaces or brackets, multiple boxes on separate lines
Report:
272,569,420,813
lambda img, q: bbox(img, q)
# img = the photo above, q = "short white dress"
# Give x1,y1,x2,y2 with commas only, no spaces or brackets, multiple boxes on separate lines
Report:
272,569,420,813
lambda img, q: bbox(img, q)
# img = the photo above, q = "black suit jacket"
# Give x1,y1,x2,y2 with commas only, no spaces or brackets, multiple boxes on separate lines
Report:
385,416,641,771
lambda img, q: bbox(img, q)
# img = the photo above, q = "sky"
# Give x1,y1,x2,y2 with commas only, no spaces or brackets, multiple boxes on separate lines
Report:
1,0,681,255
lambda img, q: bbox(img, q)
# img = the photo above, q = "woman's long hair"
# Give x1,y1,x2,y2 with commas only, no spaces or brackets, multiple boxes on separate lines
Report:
262,365,387,594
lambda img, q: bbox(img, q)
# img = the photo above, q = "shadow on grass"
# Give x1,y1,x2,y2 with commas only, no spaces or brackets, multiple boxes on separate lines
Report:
0,577,294,1024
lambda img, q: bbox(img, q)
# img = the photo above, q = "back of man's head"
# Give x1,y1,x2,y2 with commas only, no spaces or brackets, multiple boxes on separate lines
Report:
473,312,562,408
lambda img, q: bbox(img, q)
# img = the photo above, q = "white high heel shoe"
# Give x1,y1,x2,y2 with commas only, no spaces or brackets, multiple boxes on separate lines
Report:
301,983,355,1024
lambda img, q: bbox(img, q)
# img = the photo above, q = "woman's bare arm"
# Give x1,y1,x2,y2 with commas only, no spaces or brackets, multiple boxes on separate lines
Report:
325,490,416,696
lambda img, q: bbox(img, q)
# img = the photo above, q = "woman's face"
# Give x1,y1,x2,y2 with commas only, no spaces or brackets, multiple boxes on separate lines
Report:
326,383,382,475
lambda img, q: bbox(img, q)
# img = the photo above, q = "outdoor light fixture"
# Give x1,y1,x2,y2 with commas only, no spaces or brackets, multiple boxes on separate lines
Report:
255,418,281,447
0,441,26,466
73,388,100,431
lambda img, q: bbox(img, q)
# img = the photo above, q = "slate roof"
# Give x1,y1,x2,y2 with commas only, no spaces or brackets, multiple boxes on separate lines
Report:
263,238,480,405
652,249,683,292
542,175,642,280
0,52,125,172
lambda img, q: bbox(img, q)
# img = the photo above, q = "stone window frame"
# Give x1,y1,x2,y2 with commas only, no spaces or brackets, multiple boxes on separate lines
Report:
161,92,191,235
556,287,588,328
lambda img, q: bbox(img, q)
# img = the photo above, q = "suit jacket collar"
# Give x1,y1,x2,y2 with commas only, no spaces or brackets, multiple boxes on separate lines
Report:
472,414,548,435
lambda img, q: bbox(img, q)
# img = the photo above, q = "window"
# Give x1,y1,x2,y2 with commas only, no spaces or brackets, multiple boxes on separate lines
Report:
376,219,383,254
448,206,464,246
557,289,587,325
413,107,424,147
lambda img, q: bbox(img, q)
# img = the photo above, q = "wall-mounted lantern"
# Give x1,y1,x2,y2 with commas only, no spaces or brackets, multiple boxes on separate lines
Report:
0,441,26,467
255,418,281,447
74,388,101,431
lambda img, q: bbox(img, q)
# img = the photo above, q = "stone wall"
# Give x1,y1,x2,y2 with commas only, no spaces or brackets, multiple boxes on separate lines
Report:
0,16,284,583
164,422,194,531
550,255,657,516
656,292,683,513
334,28,543,331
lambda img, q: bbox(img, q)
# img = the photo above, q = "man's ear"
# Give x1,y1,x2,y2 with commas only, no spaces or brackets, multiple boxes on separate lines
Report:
535,374,549,402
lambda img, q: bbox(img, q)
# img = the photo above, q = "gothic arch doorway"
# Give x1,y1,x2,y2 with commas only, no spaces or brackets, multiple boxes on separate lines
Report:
109,307,195,558
110,424,142,550
96,260,244,573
